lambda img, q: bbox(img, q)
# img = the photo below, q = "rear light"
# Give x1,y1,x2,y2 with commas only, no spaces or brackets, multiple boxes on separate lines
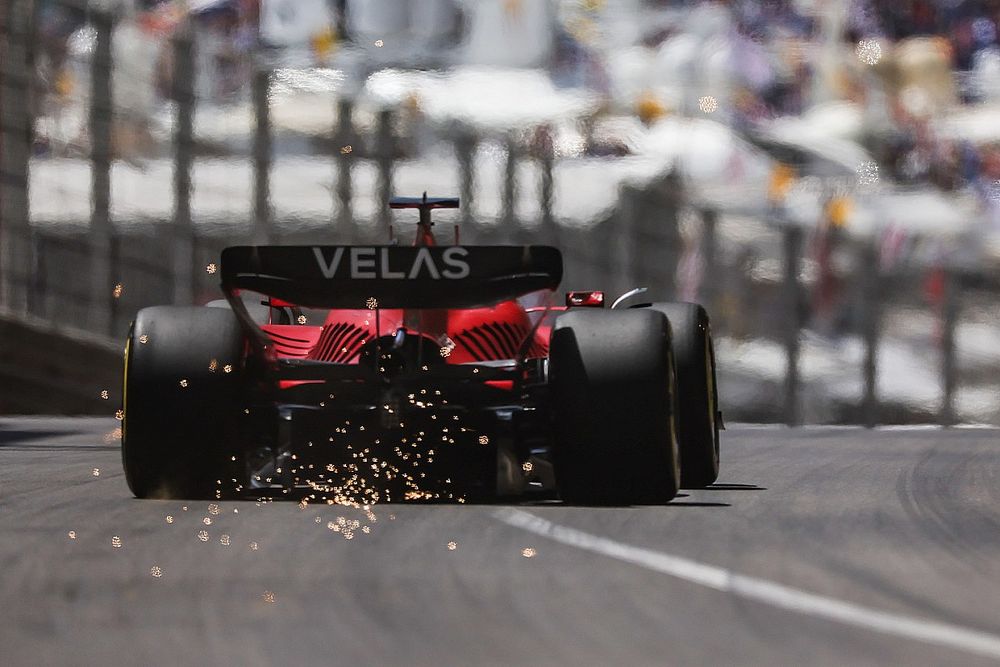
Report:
485,380,515,391
565,291,605,308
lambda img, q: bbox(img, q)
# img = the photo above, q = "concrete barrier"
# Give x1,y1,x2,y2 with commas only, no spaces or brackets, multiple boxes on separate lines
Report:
0,308,123,415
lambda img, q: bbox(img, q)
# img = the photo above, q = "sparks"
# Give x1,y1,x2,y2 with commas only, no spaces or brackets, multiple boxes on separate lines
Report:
856,38,881,66
698,96,718,114
856,160,879,187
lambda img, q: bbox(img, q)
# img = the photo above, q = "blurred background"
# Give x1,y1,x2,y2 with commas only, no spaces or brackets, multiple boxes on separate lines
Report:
2,0,1000,423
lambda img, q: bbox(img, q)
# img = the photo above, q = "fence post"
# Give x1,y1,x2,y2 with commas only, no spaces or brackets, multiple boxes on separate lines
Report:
172,22,195,304
0,0,35,314
252,66,272,244
940,268,958,426
615,185,638,298
335,98,355,241
782,225,802,426
536,124,555,239
89,11,114,335
701,208,718,316
860,241,880,428
110,233,120,334
501,133,517,234
454,128,476,229
658,170,684,299
29,231,45,317
375,109,394,234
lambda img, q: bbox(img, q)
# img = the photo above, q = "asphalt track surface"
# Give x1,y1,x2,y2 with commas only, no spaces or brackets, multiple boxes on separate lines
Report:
3,418,1000,666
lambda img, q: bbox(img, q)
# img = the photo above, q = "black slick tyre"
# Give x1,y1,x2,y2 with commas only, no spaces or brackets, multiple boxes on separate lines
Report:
121,306,245,499
549,309,680,505
645,302,719,488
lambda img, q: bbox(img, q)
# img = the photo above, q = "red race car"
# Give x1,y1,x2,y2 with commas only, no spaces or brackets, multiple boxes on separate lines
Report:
121,195,721,504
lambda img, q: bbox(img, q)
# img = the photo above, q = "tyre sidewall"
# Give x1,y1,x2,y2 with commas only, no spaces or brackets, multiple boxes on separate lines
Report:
550,309,680,505
122,306,245,498
645,302,719,487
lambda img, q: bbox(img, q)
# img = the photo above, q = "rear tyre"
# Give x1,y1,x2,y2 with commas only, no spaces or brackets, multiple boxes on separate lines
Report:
645,302,719,488
121,306,245,499
550,309,680,505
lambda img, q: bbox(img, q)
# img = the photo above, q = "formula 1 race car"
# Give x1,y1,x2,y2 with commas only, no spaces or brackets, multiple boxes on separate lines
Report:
121,195,721,504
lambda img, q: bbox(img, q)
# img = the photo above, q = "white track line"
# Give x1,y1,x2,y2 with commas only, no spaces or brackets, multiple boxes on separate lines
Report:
493,508,1000,661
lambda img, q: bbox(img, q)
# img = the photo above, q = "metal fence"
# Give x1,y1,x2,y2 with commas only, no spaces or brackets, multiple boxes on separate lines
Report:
1,4,993,425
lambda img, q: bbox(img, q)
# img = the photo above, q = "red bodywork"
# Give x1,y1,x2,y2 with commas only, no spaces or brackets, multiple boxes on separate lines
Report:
261,207,550,386
263,301,548,367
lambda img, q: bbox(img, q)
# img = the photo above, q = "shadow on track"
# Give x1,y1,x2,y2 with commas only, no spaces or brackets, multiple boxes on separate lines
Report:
516,494,734,508
0,428,85,445
0,428,74,444
1,445,119,452
0,425,117,452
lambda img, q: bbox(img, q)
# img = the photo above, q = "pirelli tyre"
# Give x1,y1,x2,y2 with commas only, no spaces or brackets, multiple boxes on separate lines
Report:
644,302,720,488
550,309,680,505
121,306,245,499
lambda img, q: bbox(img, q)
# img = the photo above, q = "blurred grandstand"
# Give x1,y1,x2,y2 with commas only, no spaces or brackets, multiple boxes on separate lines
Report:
4,0,1000,423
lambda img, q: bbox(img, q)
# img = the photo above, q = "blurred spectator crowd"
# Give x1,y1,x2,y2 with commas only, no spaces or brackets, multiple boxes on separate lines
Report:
24,0,1000,202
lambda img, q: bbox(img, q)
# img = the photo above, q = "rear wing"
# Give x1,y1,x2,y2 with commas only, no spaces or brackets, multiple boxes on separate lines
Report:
389,196,459,210
220,245,563,310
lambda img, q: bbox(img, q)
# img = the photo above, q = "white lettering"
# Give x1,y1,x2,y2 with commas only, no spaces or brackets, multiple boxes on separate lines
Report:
441,247,470,279
380,247,405,279
350,247,376,279
315,246,471,280
313,247,345,278
408,248,441,279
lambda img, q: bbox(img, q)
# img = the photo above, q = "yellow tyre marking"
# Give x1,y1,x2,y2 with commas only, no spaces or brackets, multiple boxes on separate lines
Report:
122,334,130,441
